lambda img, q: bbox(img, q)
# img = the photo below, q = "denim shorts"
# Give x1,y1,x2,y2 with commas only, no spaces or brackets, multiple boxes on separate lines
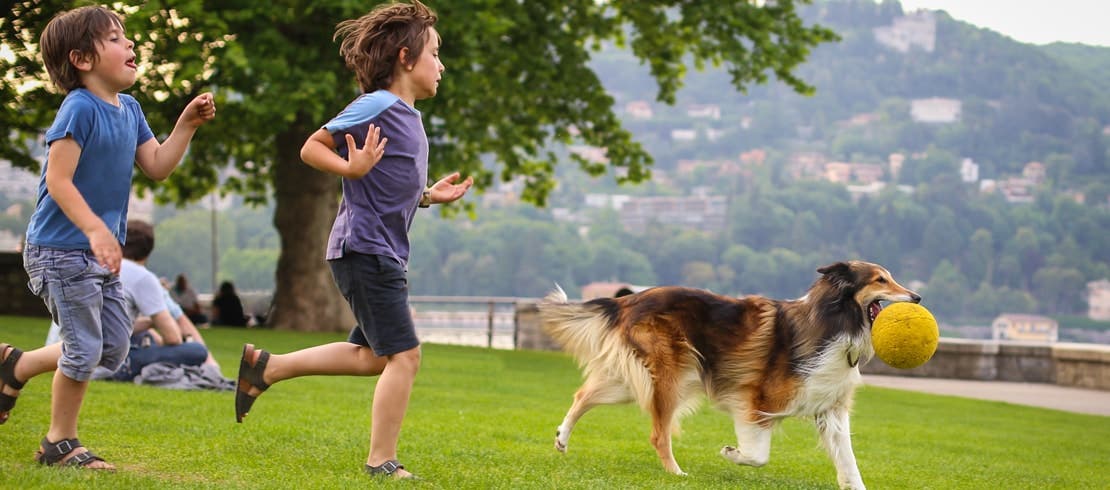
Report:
24,244,131,381
329,253,420,357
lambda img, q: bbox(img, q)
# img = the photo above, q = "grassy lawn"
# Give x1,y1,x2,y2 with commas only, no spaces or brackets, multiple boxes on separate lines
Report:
1,315,1109,489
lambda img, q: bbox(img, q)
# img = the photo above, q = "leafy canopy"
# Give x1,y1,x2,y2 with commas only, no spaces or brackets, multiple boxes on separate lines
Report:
2,0,836,206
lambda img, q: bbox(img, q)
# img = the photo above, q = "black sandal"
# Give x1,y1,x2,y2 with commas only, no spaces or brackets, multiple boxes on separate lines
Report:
235,344,270,423
0,343,26,424
35,437,112,470
365,460,417,479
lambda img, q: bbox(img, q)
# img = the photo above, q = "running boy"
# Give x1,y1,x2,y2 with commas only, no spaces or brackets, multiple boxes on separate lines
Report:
233,0,471,480
0,6,214,470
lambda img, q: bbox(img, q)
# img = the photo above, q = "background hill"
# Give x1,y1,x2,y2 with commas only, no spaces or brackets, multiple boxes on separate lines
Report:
593,0,1110,190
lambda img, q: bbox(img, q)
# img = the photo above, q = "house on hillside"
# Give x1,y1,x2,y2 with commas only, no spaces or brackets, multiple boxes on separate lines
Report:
910,97,961,123
1088,280,1110,321
1023,161,1047,184
960,158,979,183
581,282,650,300
686,104,721,120
624,100,653,119
997,177,1036,204
619,195,727,234
991,314,1058,343
874,10,936,53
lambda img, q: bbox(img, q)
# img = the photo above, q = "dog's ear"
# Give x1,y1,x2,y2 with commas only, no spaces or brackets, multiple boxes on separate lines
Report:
817,262,855,290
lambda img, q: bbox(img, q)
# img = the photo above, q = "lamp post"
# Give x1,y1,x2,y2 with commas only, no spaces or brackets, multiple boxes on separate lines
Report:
210,190,218,294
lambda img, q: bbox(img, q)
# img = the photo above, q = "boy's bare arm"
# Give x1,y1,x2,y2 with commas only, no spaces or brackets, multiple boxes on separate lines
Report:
300,125,386,179
45,137,122,273
149,310,183,345
135,93,216,181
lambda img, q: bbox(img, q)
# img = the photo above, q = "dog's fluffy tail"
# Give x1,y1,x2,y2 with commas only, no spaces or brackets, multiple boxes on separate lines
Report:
538,286,669,414
537,285,619,368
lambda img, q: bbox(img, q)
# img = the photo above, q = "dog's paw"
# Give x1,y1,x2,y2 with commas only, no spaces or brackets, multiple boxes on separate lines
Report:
720,446,737,461
721,445,767,467
555,426,572,455
665,465,687,476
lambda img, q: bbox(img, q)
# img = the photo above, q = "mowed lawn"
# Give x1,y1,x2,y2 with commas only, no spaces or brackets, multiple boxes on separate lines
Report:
1,315,1108,489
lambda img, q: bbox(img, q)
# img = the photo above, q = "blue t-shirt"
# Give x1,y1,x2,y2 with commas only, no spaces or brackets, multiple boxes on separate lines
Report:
323,90,429,267
26,89,154,249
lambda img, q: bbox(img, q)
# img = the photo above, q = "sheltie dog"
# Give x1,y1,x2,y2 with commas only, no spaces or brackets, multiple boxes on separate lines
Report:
538,261,920,490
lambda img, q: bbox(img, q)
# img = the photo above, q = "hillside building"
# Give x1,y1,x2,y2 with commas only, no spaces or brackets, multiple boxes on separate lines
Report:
619,195,727,234
911,97,961,123
991,314,1058,343
874,10,937,53
1089,280,1110,321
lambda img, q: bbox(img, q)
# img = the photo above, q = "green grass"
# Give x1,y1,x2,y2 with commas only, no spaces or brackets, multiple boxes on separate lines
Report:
2,315,1109,489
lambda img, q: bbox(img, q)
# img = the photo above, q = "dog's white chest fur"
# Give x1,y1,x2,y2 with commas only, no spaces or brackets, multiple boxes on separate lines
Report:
788,333,867,417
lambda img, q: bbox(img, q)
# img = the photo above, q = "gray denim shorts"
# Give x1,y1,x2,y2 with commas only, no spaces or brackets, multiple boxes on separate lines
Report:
23,244,131,381
329,253,420,357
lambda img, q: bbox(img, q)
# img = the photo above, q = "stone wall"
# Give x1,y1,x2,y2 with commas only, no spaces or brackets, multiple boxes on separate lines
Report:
0,252,48,317
514,301,559,351
514,301,1110,391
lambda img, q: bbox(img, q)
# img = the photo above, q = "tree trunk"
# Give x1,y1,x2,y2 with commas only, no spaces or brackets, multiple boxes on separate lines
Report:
268,124,355,331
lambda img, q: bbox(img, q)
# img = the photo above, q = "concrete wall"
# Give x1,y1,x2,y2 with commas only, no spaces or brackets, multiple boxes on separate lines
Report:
514,301,1110,391
0,252,49,317
514,302,560,351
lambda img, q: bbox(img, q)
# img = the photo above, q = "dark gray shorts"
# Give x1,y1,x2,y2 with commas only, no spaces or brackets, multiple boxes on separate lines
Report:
329,253,419,357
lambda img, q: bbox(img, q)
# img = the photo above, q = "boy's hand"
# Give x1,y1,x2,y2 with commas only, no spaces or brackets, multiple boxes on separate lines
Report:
87,226,122,275
427,172,474,205
343,124,387,179
179,93,216,128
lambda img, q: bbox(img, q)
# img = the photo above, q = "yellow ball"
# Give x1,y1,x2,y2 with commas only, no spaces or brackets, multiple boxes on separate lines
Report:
871,302,939,369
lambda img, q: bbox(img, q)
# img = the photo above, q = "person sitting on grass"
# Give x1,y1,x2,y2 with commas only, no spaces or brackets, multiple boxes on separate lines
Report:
109,219,211,380
211,280,251,327
169,272,209,326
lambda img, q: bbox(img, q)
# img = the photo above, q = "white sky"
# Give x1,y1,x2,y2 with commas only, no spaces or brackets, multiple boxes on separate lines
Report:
898,0,1110,47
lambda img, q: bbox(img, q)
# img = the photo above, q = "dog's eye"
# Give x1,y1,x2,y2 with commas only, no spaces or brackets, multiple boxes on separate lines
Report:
876,277,887,284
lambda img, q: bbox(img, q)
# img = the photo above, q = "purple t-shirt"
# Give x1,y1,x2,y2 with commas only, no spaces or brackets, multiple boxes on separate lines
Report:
323,91,428,268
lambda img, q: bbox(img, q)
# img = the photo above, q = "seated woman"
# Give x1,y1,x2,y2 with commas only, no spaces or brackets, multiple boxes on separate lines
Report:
212,281,250,327
170,273,209,326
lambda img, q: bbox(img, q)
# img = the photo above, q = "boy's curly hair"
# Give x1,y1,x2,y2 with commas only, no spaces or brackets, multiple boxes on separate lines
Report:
39,6,125,92
335,0,438,93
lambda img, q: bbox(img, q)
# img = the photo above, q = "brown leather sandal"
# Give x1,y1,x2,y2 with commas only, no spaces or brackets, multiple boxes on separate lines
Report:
35,437,113,470
0,343,26,424
365,460,418,479
235,343,270,423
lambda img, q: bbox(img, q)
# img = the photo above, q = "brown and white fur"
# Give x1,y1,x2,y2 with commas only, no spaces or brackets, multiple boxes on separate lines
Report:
538,261,920,490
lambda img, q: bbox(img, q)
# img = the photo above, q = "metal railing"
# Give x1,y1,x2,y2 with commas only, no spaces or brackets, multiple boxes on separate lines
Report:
408,295,532,349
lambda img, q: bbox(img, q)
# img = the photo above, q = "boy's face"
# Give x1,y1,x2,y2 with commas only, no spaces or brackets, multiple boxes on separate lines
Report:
78,20,138,92
408,27,444,100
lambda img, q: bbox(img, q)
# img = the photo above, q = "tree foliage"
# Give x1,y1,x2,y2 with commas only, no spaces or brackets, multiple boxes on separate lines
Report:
2,0,835,330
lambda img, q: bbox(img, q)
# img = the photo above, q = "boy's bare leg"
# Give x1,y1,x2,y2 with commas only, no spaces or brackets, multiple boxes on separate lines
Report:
1,343,64,416
44,373,114,469
367,346,420,478
13,343,63,382
248,342,388,388
240,342,418,476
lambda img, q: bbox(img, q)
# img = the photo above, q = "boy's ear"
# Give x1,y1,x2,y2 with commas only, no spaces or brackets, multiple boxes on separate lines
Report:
397,47,413,71
69,49,93,72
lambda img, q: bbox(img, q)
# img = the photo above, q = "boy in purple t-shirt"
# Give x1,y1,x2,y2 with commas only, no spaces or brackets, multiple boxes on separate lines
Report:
0,6,214,470
233,0,472,480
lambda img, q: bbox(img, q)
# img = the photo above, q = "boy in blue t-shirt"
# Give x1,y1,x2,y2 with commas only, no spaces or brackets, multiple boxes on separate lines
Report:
233,0,472,480
0,5,214,470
